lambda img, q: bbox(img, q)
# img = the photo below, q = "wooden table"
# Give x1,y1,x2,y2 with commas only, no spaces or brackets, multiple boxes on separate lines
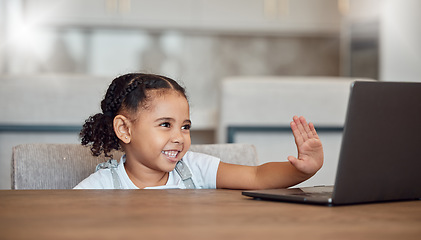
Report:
1,190,421,240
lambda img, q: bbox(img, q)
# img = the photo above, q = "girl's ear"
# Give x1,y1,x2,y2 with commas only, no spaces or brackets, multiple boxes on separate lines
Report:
113,114,132,144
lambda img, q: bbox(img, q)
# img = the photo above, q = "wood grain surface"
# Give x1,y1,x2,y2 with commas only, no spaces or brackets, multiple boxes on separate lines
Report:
1,189,420,240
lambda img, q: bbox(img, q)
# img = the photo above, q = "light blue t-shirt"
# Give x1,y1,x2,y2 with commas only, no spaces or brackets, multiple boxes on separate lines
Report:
74,151,220,189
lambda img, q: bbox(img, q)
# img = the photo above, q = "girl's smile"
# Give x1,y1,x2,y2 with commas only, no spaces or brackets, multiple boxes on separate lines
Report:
161,150,182,162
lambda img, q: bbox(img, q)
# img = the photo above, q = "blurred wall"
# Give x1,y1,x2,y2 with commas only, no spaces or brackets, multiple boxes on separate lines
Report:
380,0,421,82
0,0,343,189
3,0,415,189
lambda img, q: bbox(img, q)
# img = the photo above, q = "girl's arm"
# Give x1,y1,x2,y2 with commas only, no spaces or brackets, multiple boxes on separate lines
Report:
216,116,324,190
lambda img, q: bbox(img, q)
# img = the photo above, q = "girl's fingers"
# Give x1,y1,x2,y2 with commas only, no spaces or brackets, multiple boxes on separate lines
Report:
292,116,306,142
292,116,319,141
299,116,314,139
290,120,303,145
309,122,319,139
294,116,309,141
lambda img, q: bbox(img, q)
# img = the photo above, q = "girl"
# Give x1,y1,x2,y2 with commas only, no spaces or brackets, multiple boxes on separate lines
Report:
74,73,323,189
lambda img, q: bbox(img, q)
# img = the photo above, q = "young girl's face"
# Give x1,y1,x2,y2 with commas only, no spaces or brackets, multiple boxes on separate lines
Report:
126,90,191,173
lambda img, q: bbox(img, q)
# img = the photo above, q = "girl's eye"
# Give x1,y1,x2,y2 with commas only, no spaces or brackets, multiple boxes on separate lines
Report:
160,122,171,128
182,124,191,130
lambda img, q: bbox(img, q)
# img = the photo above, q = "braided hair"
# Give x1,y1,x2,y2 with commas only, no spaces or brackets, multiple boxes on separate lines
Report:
80,73,187,157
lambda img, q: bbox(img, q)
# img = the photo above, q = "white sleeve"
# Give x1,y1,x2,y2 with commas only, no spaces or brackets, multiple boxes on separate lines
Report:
73,170,114,189
182,151,220,189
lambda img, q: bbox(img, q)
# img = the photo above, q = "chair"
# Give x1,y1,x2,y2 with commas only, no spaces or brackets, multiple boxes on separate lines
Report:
11,143,258,189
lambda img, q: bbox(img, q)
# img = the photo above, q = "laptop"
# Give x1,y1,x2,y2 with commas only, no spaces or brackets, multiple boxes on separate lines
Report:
242,81,421,206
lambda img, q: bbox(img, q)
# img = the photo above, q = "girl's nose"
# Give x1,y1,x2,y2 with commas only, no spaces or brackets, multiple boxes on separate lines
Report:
171,130,184,144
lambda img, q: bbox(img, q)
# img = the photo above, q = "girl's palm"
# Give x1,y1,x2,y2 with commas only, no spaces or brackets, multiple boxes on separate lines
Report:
288,116,324,175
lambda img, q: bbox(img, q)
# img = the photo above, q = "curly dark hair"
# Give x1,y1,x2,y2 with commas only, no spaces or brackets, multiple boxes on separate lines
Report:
80,73,187,157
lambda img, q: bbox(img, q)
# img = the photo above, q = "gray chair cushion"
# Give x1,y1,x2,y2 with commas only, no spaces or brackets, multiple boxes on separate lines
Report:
11,143,258,189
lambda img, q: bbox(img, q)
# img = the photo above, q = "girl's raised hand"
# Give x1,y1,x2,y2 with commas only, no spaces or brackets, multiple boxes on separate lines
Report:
287,116,324,176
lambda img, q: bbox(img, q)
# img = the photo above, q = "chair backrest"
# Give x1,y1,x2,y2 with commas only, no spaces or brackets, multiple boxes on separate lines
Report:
11,143,258,189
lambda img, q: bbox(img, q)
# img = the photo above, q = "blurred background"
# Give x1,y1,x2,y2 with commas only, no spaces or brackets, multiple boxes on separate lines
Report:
1,0,420,189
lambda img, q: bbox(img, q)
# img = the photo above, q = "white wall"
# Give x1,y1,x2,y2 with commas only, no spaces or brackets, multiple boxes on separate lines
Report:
218,77,374,187
0,75,106,189
380,0,421,82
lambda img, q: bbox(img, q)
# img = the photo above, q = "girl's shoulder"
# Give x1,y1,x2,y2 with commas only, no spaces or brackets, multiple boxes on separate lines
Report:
183,151,220,163
182,151,221,172
73,168,114,189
